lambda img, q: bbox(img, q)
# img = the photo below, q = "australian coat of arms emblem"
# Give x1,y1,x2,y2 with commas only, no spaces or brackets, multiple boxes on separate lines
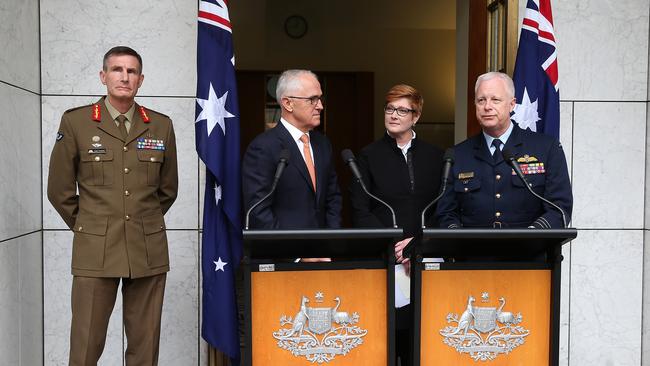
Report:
439,293,530,361
272,293,367,363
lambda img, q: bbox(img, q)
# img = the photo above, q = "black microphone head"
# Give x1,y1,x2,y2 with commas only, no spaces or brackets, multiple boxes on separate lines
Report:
341,149,355,164
279,148,290,162
443,148,454,163
502,149,515,162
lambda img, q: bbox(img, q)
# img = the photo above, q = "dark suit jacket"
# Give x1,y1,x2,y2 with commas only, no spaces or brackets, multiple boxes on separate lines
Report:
436,122,573,228
350,133,444,237
242,122,342,229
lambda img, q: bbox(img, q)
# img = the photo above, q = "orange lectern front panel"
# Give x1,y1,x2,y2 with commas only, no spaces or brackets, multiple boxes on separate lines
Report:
251,269,387,365
420,269,551,365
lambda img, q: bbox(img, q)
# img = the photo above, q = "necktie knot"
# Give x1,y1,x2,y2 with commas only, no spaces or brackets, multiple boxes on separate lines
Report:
492,138,503,151
116,115,127,124
300,134,310,144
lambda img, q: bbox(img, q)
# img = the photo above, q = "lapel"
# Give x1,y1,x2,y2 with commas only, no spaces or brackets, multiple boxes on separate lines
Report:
503,123,524,158
274,123,315,194
96,97,124,142
126,102,150,144
472,133,496,166
95,98,150,144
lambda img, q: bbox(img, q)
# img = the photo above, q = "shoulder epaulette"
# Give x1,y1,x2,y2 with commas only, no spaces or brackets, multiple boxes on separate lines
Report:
63,103,94,114
140,106,170,120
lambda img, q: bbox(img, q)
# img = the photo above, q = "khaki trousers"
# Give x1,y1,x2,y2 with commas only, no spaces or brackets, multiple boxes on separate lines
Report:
69,274,167,366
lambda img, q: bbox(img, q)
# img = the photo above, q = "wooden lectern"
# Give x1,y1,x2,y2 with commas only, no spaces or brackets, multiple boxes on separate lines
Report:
412,229,576,366
242,228,402,366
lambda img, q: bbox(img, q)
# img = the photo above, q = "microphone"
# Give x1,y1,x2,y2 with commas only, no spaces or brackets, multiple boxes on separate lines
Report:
341,149,398,228
421,148,454,228
502,149,567,228
244,149,290,229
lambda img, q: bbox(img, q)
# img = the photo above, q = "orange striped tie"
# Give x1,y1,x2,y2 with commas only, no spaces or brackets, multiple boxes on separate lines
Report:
299,134,316,191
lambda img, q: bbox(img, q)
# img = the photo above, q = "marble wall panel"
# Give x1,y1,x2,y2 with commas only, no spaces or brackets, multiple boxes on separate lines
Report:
0,232,44,365
42,96,198,230
569,229,642,365
571,102,646,229
643,230,650,365
0,238,21,366
19,231,44,366
0,0,40,92
554,0,649,101
40,0,197,96
159,230,199,365
559,101,573,178
0,83,41,241
646,104,650,229
43,231,123,366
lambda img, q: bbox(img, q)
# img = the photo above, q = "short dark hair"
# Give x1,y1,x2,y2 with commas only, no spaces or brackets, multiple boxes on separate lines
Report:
102,46,143,73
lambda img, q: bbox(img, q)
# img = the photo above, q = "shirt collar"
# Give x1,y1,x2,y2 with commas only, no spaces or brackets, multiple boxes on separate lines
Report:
105,98,136,122
281,118,310,142
483,120,514,149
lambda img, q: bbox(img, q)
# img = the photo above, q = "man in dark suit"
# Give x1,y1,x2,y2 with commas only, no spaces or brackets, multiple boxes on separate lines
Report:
242,69,341,232
436,72,572,229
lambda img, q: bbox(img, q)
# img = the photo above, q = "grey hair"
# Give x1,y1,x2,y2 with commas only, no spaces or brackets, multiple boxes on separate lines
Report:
475,72,515,98
276,69,318,101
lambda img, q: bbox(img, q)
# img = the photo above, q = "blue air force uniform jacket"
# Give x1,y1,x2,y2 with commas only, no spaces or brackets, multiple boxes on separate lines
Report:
436,123,572,229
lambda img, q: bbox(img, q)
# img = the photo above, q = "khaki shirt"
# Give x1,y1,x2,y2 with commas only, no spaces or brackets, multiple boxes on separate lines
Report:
47,97,178,278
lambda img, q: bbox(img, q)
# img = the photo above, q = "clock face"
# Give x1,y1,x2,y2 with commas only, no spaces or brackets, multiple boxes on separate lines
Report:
284,15,308,39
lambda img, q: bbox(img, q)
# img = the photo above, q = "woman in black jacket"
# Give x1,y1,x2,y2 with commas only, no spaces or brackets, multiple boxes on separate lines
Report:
350,84,444,365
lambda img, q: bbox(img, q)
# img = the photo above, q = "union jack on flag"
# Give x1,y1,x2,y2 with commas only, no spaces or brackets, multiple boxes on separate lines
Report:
195,0,241,363
512,0,560,138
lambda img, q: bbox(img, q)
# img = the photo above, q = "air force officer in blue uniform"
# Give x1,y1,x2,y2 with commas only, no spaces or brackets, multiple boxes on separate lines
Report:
436,72,572,229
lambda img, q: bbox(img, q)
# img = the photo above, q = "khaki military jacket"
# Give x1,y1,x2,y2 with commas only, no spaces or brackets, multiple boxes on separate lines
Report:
47,97,178,278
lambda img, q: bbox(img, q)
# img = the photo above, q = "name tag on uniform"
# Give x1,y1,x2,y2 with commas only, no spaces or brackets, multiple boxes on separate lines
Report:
88,148,106,154
458,172,474,180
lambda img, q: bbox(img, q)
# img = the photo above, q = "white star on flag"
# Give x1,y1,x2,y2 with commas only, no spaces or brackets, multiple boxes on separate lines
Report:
214,257,228,272
512,87,541,132
195,82,235,136
214,183,222,206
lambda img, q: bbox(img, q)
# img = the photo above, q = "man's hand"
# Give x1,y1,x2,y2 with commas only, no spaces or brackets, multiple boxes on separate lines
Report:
300,258,332,262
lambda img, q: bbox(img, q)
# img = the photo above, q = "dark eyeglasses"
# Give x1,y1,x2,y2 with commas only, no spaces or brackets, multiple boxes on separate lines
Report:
384,106,416,117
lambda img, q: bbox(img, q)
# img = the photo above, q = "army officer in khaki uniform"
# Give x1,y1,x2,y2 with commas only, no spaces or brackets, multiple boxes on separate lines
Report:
47,46,178,366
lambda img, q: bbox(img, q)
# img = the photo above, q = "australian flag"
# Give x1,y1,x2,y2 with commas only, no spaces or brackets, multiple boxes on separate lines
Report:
195,0,241,362
512,0,560,139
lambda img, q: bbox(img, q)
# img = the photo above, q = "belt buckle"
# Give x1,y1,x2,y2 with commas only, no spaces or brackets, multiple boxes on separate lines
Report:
493,221,503,228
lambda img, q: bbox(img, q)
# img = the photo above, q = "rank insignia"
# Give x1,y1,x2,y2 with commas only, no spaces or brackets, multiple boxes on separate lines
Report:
137,138,165,151
516,155,539,163
458,172,475,180
92,104,101,122
56,132,64,141
512,162,545,175
139,106,151,123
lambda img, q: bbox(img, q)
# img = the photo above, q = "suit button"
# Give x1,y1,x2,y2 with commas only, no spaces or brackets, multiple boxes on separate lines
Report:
495,212,501,218
125,215,130,221
124,168,130,174
124,190,130,196
123,146,128,152
496,174,501,180
464,187,468,192
150,157,156,162
94,156,100,161
496,193,501,199
78,226,83,231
